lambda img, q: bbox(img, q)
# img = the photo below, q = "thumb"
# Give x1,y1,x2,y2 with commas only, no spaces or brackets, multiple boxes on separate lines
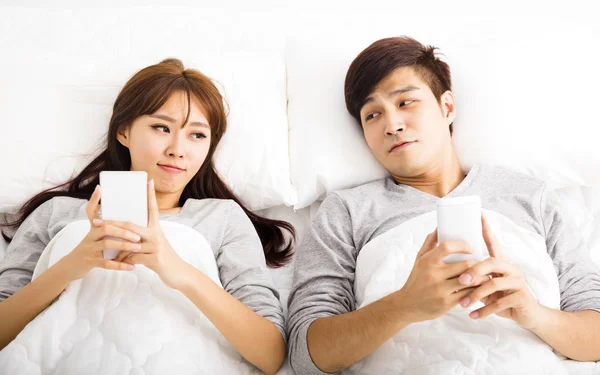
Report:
482,214,505,260
416,229,438,260
86,185,102,223
147,179,160,227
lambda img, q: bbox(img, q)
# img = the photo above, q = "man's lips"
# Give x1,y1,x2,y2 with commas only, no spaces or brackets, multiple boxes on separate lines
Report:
390,141,415,152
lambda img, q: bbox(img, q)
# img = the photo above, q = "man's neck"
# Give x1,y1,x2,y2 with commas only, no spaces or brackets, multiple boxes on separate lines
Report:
392,155,465,198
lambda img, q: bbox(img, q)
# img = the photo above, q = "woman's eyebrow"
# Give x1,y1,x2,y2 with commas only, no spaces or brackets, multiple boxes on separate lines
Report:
149,114,209,128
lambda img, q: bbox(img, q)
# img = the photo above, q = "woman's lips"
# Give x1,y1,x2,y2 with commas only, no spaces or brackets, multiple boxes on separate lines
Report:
158,164,185,173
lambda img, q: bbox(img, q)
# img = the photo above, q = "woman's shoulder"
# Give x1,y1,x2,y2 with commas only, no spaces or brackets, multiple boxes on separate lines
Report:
175,198,251,252
181,198,254,232
6,196,88,244
181,198,241,219
30,196,87,221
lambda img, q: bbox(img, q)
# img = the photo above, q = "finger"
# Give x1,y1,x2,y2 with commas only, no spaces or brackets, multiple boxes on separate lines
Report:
91,223,142,243
441,260,476,279
115,251,133,263
481,290,503,306
450,287,477,304
97,259,135,271
425,240,473,264
416,229,438,260
458,257,520,286
122,254,151,267
482,214,505,261
86,185,102,222
446,273,493,293
94,239,143,253
97,220,147,238
469,291,524,319
147,179,159,227
460,276,523,308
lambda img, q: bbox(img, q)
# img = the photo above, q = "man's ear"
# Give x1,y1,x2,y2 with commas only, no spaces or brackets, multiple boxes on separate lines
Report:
440,90,456,126
116,126,130,148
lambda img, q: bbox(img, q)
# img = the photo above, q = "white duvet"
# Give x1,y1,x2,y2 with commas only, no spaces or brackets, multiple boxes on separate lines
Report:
1,189,599,375
0,220,264,375
348,209,600,375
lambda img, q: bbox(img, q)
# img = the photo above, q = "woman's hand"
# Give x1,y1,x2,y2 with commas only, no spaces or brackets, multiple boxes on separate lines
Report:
59,185,143,282
108,179,191,290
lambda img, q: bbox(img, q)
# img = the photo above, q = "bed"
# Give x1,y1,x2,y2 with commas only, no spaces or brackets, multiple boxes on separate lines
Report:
0,3,599,374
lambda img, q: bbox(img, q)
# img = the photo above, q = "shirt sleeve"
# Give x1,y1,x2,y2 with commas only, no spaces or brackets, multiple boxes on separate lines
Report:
286,193,358,375
216,201,286,340
542,185,600,313
0,199,55,301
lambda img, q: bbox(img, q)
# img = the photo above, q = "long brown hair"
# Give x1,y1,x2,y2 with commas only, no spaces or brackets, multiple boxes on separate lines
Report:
2,58,295,267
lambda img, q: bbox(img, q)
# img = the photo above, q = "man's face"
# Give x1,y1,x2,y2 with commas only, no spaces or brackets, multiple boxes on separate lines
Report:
359,67,456,179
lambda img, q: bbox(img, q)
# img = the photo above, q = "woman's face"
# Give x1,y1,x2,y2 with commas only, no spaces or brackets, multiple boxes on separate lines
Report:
117,90,211,204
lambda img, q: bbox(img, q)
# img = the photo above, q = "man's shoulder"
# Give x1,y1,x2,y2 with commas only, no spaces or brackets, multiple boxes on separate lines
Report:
477,164,546,195
333,177,389,202
315,178,389,221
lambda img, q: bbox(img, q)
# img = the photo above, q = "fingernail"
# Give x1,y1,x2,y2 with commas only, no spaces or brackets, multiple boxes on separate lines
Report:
131,243,142,251
93,219,103,226
128,234,141,242
459,273,473,285
460,297,471,307
470,311,479,319
150,179,154,188
94,185,99,193
127,264,135,270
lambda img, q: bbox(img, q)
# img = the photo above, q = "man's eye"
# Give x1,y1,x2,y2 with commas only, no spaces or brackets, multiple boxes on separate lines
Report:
152,125,169,133
399,100,414,108
365,113,379,121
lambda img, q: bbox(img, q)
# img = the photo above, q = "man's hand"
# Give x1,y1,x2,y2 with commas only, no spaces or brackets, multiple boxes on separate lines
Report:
396,229,492,323
458,216,541,329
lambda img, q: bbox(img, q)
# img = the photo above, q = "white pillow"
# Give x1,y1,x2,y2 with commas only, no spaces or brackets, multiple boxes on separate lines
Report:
286,17,600,209
286,37,388,209
0,8,296,213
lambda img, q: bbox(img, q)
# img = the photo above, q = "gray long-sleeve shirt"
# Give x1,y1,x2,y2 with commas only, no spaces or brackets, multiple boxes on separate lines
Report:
287,164,600,374
0,196,286,339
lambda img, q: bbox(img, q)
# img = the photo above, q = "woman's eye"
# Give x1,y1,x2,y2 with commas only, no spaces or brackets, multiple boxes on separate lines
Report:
152,125,169,133
399,100,414,108
191,133,207,139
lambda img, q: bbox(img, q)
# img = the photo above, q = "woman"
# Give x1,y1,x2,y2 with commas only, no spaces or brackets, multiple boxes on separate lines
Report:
0,58,294,375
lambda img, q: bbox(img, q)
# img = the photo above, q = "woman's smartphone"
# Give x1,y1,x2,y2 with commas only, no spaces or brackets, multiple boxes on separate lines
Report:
436,195,487,264
99,171,148,260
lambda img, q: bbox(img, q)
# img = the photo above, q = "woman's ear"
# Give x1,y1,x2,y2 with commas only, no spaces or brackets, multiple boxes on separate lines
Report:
440,90,456,126
116,126,130,148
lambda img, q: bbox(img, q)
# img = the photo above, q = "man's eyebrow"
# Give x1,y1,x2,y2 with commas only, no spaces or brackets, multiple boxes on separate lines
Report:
149,114,209,128
363,85,421,105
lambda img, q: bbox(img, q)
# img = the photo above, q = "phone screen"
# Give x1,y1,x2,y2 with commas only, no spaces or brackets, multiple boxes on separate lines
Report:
99,171,148,259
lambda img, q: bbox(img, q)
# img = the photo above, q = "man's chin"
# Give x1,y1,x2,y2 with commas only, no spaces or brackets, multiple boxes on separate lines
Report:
388,164,427,179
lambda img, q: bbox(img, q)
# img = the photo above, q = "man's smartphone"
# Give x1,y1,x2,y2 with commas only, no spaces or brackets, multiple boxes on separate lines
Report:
99,171,148,260
436,195,487,264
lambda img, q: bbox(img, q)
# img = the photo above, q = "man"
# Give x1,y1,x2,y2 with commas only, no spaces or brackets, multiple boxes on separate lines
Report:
286,36,600,374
